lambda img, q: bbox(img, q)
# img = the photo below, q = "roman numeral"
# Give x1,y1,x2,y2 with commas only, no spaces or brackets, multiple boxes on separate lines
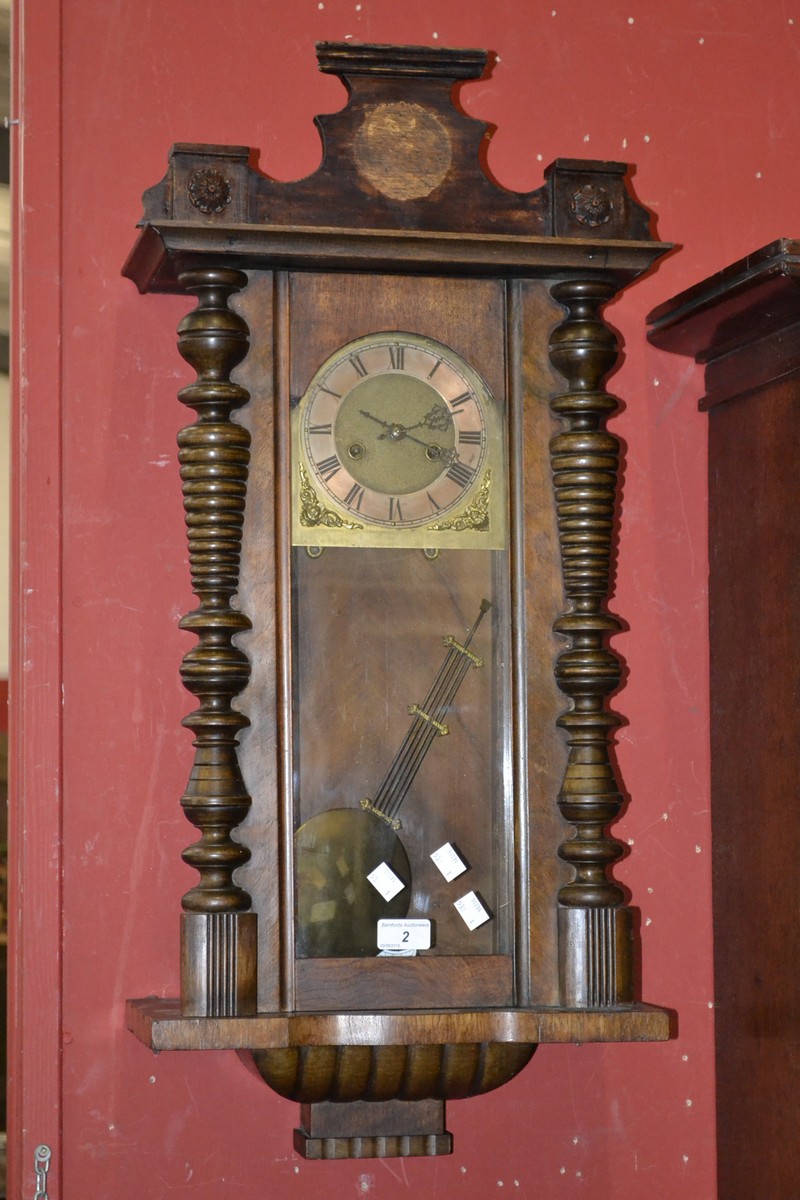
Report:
344,482,365,510
315,454,341,482
388,496,404,522
350,353,368,378
450,391,474,411
446,460,475,489
458,429,482,445
427,359,442,380
426,491,441,512
388,345,405,370
308,423,332,436
318,384,341,399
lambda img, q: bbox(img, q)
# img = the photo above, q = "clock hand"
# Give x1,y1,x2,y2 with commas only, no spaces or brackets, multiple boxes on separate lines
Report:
403,404,453,435
359,408,455,462
359,408,393,432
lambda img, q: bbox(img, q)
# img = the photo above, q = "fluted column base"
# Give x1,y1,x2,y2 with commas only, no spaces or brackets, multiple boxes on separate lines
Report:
558,905,634,1008
181,911,258,1017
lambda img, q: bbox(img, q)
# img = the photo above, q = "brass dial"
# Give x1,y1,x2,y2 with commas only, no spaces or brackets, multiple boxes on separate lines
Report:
293,332,505,548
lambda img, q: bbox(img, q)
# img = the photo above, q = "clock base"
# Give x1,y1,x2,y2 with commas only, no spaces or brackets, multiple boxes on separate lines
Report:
294,1099,452,1160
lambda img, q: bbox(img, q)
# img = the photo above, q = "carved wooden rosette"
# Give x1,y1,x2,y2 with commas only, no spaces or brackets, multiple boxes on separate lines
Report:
547,278,633,1007
175,267,257,1017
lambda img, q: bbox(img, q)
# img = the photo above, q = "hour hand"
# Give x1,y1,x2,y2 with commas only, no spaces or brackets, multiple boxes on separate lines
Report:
359,408,454,462
405,404,452,434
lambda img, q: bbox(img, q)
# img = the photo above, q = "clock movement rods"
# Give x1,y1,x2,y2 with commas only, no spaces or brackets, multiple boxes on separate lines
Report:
371,600,490,824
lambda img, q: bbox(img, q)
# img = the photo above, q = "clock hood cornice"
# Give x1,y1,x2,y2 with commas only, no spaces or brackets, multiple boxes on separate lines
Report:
124,41,667,296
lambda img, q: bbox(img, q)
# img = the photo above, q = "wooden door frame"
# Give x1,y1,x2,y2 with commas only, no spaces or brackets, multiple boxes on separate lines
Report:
8,0,64,1195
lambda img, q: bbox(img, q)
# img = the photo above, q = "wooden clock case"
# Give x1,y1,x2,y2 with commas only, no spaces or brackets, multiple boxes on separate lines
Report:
123,42,670,1159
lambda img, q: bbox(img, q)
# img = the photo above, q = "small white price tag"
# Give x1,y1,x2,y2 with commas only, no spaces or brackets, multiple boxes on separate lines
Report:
430,841,468,882
454,890,491,931
377,919,432,951
367,861,405,902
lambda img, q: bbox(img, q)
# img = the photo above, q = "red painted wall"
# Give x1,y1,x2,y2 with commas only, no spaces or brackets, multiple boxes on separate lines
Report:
13,1,800,1197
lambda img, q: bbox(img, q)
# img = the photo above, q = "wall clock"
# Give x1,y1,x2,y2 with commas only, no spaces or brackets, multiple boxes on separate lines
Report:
123,41,671,1159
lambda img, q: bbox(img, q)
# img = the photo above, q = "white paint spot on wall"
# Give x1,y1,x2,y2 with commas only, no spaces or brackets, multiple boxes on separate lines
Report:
572,1136,579,1145
685,1098,693,1107
644,134,651,143
683,1154,690,1164
432,31,439,39
497,1182,505,1188
293,1166,300,1173
645,917,652,926
537,153,543,161
755,171,763,179
682,1053,689,1062
628,16,635,24
653,378,660,386
559,1166,566,1175
108,1123,115,1131
662,812,669,821
358,1174,374,1194
576,1171,583,1178
461,1166,468,1174
695,845,702,853
647,886,653,893
149,1075,156,1084
621,137,628,149
698,37,705,44
627,837,635,846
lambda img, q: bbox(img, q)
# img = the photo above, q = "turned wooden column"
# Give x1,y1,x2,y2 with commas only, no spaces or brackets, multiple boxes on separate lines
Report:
548,278,633,1008
175,266,257,1017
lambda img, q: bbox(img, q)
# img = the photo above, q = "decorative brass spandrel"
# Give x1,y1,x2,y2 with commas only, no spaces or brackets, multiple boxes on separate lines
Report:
297,463,364,531
428,470,492,534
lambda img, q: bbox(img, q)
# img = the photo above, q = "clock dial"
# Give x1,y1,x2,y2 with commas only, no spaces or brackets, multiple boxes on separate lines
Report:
293,332,505,548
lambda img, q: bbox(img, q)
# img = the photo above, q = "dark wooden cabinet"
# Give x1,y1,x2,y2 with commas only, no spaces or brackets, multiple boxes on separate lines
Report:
649,240,800,1200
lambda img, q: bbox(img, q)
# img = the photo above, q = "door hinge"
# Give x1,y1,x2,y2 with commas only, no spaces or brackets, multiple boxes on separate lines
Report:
34,1145,51,1200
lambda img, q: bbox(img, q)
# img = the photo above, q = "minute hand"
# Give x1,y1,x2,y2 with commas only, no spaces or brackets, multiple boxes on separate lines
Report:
359,409,453,460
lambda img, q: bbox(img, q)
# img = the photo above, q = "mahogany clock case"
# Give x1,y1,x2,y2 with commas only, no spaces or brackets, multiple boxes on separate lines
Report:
123,41,672,1158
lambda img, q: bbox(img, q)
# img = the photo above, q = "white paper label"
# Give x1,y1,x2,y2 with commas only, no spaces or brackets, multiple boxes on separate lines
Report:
430,841,468,882
377,919,432,951
454,890,491,930
367,861,405,902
